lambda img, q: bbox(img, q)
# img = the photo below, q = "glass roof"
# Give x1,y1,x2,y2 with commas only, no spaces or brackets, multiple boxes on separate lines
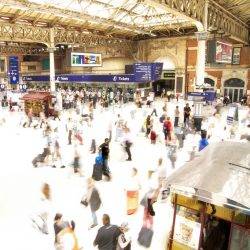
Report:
28,0,190,29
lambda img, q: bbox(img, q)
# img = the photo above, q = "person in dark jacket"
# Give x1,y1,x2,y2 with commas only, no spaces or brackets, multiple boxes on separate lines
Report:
99,138,111,180
53,213,79,250
82,178,102,229
94,214,121,250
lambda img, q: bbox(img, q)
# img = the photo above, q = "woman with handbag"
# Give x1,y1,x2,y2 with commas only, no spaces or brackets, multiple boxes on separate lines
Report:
81,178,102,229
138,170,159,248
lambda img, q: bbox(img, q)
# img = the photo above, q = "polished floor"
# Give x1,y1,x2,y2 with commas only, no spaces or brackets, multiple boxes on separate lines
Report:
0,99,248,250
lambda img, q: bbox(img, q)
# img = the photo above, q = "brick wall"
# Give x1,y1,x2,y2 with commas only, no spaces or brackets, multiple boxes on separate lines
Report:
240,46,250,65
186,38,250,91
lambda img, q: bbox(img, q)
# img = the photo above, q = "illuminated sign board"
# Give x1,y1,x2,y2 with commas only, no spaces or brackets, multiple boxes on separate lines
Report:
71,52,102,67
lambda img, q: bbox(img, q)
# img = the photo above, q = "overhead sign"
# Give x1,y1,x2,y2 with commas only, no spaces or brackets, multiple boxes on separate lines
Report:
152,63,163,80
134,62,163,82
22,75,50,82
56,74,134,82
71,52,102,67
23,74,135,83
9,56,19,84
134,63,152,82
163,71,175,79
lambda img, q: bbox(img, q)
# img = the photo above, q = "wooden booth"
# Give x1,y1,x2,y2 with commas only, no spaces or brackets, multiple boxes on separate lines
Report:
21,91,55,117
166,142,250,250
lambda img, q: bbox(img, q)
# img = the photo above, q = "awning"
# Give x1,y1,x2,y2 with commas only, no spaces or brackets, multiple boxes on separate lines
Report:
21,91,53,101
167,141,250,214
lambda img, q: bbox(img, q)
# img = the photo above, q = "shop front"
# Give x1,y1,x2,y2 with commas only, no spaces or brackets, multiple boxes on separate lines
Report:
223,78,245,103
166,142,250,250
21,91,55,117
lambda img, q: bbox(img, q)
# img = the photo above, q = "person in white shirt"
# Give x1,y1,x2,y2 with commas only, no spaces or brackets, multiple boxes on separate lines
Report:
156,158,166,187
125,168,141,215
117,222,131,250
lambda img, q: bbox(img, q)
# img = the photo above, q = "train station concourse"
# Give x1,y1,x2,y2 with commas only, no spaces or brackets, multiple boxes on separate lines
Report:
0,1,249,250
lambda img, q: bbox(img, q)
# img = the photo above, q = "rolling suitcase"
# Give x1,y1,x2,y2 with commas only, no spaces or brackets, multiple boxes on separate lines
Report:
92,163,102,181
137,226,154,248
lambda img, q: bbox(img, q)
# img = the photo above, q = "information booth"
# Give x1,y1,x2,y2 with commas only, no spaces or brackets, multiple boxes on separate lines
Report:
21,91,55,117
166,142,250,250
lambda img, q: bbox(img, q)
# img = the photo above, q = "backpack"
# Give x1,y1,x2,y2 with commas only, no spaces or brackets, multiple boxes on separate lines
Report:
159,115,165,123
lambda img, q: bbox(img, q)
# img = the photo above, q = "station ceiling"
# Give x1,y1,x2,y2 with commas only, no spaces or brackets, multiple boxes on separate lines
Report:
0,0,203,39
0,0,249,41
216,0,250,25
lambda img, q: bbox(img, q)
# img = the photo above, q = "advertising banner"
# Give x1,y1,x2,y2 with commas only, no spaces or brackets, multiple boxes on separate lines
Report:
71,53,102,67
174,215,201,250
215,41,232,64
232,47,241,65
9,56,19,84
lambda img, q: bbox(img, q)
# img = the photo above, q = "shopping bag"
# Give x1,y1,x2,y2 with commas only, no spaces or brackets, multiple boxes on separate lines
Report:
137,227,154,248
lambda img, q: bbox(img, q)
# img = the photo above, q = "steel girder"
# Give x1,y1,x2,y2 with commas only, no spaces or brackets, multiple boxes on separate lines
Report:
154,0,249,43
0,45,48,55
0,22,135,49
207,1,249,43
0,22,51,44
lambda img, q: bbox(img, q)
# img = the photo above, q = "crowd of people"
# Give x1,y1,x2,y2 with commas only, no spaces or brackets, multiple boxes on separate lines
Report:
0,86,249,250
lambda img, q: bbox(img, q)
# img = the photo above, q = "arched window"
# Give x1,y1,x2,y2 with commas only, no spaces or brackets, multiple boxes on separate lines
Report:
224,78,244,88
204,78,215,87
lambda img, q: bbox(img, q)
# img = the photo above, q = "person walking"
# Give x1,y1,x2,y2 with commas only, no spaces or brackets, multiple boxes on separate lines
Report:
199,130,209,151
125,168,141,215
54,213,79,250
81,178,102,229
184,103,191,127
99,138,111,180
31,183,51,234
67,118,73,145
174,106,180,127
163,117,173,142
145,115,152,137
117,222,132,250
123,126,132,161
93,214,121,250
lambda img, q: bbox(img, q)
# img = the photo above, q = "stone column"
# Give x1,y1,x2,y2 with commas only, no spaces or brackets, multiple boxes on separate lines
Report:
195,32,207,86
48,47,56,93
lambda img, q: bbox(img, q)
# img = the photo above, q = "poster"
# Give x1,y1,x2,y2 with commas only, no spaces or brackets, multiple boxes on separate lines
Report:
215,41,232,64
232,47,241,65
174,215,201,249
71,53,102,67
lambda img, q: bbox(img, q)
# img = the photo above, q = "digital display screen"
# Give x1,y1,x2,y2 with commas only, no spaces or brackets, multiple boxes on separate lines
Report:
71,53,102,67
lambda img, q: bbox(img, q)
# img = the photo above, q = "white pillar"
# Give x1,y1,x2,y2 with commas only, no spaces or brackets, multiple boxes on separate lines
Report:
195,36,206,86
48,47,56,93
195,0,209,87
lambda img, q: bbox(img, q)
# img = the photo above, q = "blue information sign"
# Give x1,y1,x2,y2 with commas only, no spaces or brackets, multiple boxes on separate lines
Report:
9,56,19,84
134,63,152,82
22,74,135,83
152,63,163,81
